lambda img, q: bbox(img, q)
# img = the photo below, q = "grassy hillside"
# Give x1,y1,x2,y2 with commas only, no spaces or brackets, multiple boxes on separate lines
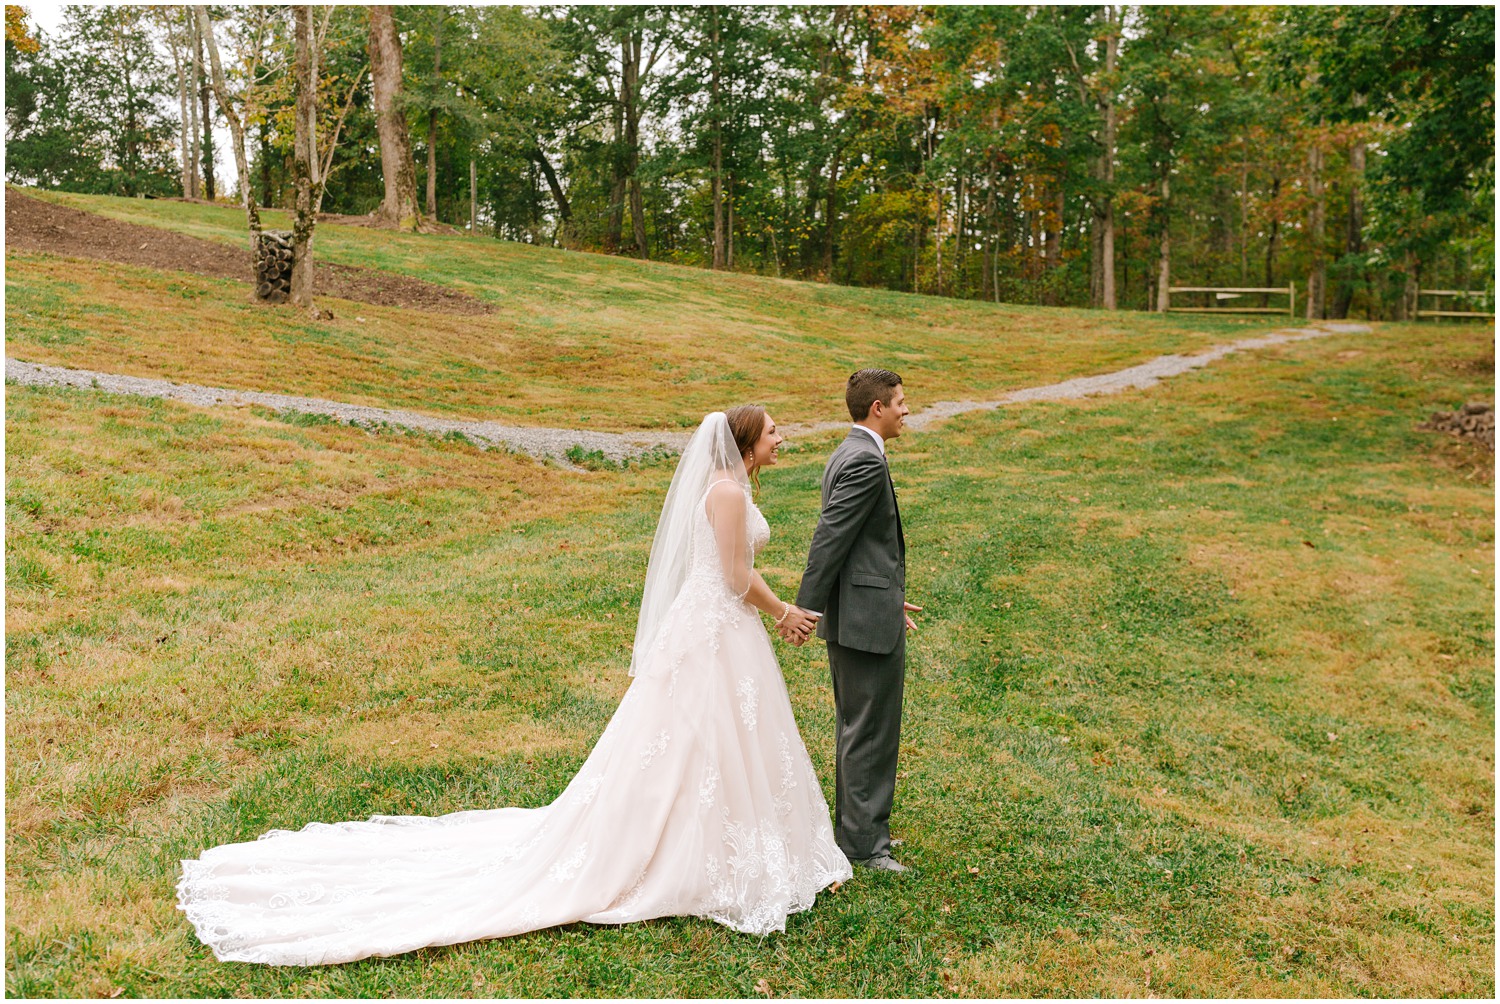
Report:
6,279,1493,998
6,189,1277,430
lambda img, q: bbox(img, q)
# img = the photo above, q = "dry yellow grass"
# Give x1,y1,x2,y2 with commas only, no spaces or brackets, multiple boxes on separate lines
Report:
7,190,1281,431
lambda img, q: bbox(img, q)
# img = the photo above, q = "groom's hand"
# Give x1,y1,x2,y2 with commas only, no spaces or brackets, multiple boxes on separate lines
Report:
778,606,817,646
903,600,922,632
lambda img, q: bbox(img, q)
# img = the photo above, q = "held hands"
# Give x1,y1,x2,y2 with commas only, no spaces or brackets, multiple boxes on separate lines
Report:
775,604,819,646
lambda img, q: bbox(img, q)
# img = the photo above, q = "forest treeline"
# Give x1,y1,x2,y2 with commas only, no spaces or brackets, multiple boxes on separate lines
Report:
5,4,1494,319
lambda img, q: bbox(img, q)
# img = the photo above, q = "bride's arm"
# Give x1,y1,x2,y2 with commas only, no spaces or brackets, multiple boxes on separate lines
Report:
707,482,817,636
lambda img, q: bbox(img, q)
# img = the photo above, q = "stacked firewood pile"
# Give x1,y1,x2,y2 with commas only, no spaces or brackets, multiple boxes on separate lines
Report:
1421,401,1494,451
254,230,294,304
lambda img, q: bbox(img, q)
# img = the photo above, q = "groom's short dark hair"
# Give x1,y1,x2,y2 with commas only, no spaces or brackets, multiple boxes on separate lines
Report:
846,368,903,421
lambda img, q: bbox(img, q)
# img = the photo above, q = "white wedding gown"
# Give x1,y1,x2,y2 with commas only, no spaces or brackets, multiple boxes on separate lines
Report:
177,480,851,965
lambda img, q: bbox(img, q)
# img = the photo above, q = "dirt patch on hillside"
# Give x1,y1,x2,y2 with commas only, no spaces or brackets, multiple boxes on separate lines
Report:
4,189,492,316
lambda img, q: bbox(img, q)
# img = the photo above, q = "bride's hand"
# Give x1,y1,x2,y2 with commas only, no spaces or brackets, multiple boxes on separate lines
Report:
777,606,817,646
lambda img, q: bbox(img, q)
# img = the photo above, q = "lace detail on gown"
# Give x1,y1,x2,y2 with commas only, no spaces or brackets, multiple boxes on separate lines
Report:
176,485,850,965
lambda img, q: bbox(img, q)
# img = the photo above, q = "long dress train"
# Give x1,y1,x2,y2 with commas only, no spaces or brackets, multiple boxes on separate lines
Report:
176,480,851,965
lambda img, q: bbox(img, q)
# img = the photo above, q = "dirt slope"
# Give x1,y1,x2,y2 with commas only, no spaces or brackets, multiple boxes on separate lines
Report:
4,189,492,316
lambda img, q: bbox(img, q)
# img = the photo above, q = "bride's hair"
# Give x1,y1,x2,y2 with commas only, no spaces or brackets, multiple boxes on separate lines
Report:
724,404,768,486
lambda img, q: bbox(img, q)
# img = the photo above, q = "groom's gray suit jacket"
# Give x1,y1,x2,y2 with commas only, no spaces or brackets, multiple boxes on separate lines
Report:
795,429,906,653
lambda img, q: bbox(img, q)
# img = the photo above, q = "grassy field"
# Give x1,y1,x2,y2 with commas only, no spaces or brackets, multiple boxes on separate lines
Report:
5,188,1281,431
6,262,1493,1002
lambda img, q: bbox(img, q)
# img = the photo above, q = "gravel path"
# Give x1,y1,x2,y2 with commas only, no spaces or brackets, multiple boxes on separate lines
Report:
5,321,1369,464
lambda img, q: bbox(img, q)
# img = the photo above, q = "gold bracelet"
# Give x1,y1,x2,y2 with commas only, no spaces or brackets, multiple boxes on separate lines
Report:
774,602,791,626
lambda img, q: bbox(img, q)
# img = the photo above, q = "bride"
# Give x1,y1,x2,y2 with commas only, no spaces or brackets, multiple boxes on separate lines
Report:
177,407,851,965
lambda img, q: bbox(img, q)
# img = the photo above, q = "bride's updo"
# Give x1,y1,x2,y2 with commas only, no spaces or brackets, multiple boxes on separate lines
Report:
725,404,768,483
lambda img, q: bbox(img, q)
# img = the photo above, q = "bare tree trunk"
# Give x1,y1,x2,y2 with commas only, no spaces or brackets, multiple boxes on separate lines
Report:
1305,140,1326,320
710,8,724,269
1099,10,1118,309
259,124,274,206
935,183,944,295
291,5,316,308
983,161,996,301
621,31,648,259
1332,135,1365,319
606,99,625,254
1044,183,1063,305
532,147,572,228
823,147,840,277
1238,138,1249,284
186,9,201,198
195,19,214,200
726,173,735,268
425,15,442,218
193,6,259,239
1155,171,1170,313
176,69,192,196
469,157,477,236
368,5,421,231
955,171,966,284
1263,176,1280,307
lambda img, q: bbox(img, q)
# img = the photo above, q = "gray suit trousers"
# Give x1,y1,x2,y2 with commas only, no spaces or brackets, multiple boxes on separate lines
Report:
827,631,906,861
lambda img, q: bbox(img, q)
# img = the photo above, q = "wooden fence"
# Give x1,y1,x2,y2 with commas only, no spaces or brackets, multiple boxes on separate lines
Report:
1415,289,1494,321
1165,284,1296,317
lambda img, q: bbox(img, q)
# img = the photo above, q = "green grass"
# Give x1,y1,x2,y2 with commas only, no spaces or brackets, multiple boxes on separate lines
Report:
5,188,1284,431
6,311,1492,996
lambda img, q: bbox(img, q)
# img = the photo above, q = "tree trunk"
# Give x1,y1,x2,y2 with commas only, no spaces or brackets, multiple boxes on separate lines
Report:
176,63,192,198
187,10,201,199
621,31,648,259
983,160,996,301
532,147,572,227
1305,140,1326,320
955,172,966,284
290,5,316,308
1099,10,1118,309
710,9,725,269
425,16,442,218
260,124,273,207
196,21,214,201
1238,138,1249,284
935,183,944,296
368,5,421,231
193,6,259,239
1044,183,1063,305
470,157,477,236
1155,171,1170,313
1332,137,1365,319
823,147,840,277
1262,175,1281,307
604,55,626,254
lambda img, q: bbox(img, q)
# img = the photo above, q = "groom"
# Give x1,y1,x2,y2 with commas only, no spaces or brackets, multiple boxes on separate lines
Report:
794,368,919,873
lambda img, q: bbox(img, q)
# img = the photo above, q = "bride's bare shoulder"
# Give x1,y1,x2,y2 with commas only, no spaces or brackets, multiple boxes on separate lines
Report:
704,477,747,517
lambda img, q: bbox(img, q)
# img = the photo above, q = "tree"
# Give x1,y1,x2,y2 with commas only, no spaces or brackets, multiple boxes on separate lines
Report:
6,5,179,197
6,4,38,52
290,4,316,307
367,4,420,230
194,5,265,238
